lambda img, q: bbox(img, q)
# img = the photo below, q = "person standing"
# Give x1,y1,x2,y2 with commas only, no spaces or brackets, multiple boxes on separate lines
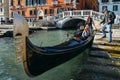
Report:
100,8,116,43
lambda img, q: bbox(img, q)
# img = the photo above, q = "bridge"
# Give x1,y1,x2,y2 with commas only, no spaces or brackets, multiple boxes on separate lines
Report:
40,10,120,29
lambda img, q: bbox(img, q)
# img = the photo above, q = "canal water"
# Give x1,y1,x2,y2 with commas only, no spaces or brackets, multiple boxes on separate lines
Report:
0,30,86,80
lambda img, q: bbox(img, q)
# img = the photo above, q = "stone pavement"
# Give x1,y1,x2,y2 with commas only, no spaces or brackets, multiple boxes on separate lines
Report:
94,29,120,41
76,28,120,80
94,29,120,46
76,50,120,80
71,28,120,80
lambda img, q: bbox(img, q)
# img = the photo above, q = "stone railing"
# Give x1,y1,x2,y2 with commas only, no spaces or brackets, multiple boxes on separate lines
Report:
43,10,120,24
43,10,104,22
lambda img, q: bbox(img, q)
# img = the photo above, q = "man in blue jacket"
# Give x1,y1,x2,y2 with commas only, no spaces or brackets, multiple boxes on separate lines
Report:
100,8,116,43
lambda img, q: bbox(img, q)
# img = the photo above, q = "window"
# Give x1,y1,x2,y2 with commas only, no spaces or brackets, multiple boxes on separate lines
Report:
32,0,34,5
61,8,66,11
101,0,109,2
68,7,72,11
30,18,32,22
18,11,20,14
65,0,71,3
33,0,37,5
30,10,33,15
113,5,118,11
57,8,61,13
76,0,79,3
36,0,38,3
18,0,21,5
34,10,37,15
11,0,14,6
50,9,54,14
31,0,37,5
22,11,25,16
11,12,13,17
44,9,48,14
0,8,2,12
43,0,46,4
38,0,40,4
38,0,46,5
28,0,32,6
26,0,39,6
102,6,107,11
112,0,120,2
26,0,28,6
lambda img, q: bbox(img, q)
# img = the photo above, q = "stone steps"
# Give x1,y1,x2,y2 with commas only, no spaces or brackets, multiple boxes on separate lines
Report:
74,50,120,80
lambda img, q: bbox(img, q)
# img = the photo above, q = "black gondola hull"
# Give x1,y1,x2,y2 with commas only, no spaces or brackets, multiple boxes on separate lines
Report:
13,13,95,77
24,35,94,77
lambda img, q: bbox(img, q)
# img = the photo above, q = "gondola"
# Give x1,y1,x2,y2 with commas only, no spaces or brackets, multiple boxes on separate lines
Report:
13,13,94,77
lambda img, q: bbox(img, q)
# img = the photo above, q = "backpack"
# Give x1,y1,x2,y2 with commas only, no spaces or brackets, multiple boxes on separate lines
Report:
109,11,116,19
108,11,116,23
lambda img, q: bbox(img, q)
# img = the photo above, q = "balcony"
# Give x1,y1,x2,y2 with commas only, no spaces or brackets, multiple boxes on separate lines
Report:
52,1,58,5
16,5,21,9
10,6,14,10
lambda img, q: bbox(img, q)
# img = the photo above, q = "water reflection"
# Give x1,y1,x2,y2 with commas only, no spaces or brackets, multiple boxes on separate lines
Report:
30,30,75,46
0,30,86,80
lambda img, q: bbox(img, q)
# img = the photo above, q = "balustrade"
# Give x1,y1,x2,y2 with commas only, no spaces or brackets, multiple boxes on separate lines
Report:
43,10,120,24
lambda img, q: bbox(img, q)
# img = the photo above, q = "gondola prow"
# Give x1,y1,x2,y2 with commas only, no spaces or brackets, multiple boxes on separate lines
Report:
13,13,29,38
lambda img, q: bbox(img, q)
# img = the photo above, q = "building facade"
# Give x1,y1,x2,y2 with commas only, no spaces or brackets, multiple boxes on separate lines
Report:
9,0,98,22
98,0,120,15
9,0,73,22
0,0,9,21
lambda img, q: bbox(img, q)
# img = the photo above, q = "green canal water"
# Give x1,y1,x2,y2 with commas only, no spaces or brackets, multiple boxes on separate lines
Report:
0,30,88,80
